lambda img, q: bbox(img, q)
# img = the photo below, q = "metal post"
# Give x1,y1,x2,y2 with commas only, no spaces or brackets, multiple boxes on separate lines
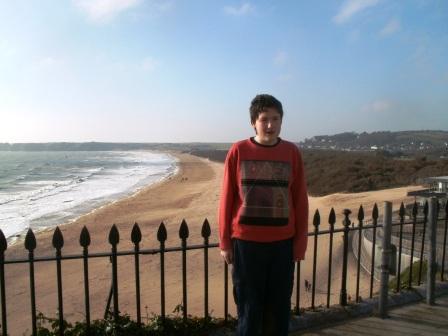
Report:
157,222,167,322
427,197,438,305
311,210,320,309
326,208,336,308
25,229,37,336
370,204,379,298
379,201,392,319
340,209,351,306
0,230,8,336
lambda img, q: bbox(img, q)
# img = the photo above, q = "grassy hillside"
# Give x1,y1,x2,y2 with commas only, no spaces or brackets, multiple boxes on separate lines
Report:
191,149,448,196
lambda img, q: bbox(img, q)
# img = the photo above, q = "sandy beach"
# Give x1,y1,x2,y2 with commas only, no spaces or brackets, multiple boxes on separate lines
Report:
3,152,422,334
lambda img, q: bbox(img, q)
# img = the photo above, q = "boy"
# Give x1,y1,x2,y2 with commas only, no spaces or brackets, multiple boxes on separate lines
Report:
219,94,309,335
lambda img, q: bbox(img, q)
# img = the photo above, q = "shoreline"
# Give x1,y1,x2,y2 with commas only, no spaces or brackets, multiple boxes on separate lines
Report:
5,151,180,248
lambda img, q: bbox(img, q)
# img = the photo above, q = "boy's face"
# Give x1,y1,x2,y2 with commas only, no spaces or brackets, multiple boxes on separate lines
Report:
252,108,282,145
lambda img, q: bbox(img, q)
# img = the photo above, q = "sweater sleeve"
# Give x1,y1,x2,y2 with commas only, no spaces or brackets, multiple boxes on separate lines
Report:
292,148,309,260
218,145,237,251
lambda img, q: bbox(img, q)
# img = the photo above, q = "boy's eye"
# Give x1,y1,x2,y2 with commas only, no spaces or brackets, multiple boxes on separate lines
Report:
259,118,279,123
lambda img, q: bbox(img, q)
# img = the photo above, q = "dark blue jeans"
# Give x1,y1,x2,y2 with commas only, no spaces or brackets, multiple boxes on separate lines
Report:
232,238,295,336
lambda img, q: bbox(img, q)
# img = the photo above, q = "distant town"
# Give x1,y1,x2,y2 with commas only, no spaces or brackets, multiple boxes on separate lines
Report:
298,130,448,158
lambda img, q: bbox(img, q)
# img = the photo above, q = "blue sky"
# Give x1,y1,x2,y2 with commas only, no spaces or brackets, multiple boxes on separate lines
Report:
0,0,447,143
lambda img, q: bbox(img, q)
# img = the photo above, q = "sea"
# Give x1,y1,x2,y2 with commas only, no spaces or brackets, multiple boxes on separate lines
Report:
0,151,177,241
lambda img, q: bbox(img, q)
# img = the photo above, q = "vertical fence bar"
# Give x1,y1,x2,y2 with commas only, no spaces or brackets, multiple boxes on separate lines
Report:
356,205,364,302
379,201,392,319
224,262,228,321
157,222,167,321
441,201,448,282
369,204,379,298
79,226,91,332
108,225,120,322
131,223,142,325
418,201,429,285
340,209,351,306
396,203,405,292
104,277,113,319
295,261,301,314
427,198,438,305
327,208,336,307
0,230,7,336
311,210,320,309
25,229,37,336
201,219,211,319
179,219,189,322
52,227,65,336
409,201,418,288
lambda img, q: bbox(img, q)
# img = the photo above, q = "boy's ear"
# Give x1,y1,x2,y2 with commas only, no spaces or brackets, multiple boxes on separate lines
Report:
251,122,257,134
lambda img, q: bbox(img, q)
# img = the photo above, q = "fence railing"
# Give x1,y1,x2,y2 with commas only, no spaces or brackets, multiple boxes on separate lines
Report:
0,200,447,335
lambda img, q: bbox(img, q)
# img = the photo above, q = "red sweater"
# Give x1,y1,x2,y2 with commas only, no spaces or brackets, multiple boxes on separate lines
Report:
219,138,309,260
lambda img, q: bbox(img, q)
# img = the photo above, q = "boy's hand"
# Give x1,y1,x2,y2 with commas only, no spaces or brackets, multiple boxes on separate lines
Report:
220,249,233,264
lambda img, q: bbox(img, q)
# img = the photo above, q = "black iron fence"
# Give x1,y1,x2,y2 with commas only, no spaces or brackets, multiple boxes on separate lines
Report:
0,200,447,335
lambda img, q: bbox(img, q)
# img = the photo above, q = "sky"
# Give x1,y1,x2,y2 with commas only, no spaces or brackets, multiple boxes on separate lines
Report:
0,0,447,143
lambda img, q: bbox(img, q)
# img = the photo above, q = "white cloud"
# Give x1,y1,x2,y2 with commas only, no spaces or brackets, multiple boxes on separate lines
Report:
273,51,288,66
141,57,159,72
362,99,392,114
333,0,379,24
224,3,254,16
73,0,142,22
380,19,401,36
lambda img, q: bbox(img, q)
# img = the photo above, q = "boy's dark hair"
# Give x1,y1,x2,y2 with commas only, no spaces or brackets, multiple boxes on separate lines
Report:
249,94,283,124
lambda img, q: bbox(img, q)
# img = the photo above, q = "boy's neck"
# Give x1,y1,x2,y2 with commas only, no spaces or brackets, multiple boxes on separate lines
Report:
252,136,281,147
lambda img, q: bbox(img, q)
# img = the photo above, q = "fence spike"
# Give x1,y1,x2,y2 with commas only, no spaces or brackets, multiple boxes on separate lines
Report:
179,219,189,239
131,223,142,244
343,209,352,223
201,219,211,238
24,228,36,251
412,201,418,217
372,203,379,220
329,208,336,226
52,227,64,250
399,202,405,218
79,226,91,247
358,205,364,221
0,229,7,252
313,209,320,227
424,200,429,216
108,224,120,245
157,222,167,242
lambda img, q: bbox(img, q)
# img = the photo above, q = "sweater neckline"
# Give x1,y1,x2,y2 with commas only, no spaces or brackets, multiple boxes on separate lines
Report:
250,137,282,148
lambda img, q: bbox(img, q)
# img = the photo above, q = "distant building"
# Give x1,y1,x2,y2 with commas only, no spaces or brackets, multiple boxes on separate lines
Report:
407,176,448,203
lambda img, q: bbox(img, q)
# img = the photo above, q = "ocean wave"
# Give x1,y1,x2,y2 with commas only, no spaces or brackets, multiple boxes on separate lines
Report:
0,151,177,239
